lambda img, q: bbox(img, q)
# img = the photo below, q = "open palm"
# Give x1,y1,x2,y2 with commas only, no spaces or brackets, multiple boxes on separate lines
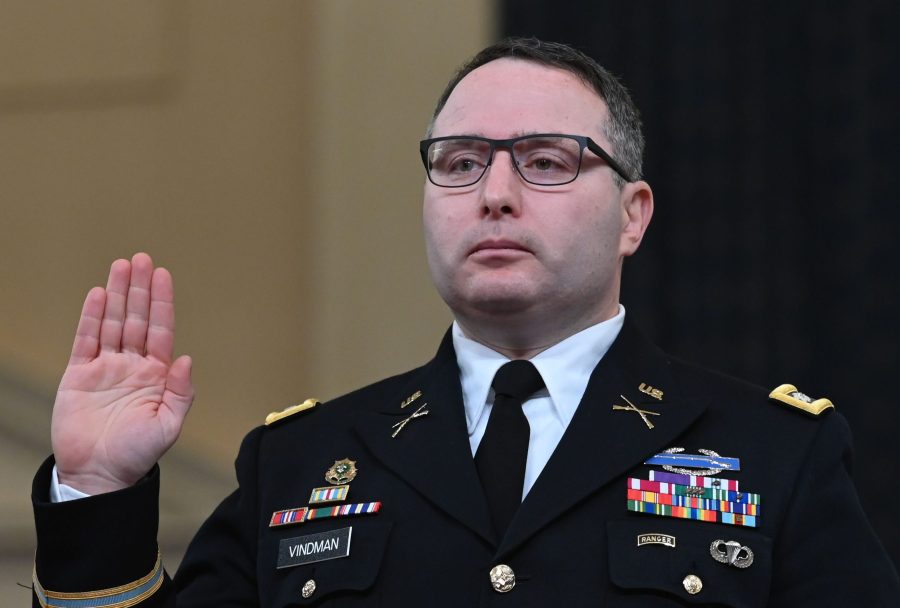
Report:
51,253,193,494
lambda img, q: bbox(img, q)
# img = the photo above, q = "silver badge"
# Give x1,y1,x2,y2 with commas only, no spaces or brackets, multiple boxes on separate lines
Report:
710,539,754,568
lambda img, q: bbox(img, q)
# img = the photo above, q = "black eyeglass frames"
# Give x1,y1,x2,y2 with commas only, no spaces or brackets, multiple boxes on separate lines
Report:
419,133,633,187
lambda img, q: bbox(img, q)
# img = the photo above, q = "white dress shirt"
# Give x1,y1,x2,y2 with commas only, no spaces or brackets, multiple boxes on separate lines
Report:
453,305,625,500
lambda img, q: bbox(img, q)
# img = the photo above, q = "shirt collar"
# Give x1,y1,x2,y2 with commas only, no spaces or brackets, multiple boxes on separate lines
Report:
453,305,626,433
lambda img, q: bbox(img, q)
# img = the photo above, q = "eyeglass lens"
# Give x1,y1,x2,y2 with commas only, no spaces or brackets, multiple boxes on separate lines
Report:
426,136,584,187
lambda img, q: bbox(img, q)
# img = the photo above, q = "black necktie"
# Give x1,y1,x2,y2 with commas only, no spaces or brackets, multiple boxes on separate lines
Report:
475,359,545,536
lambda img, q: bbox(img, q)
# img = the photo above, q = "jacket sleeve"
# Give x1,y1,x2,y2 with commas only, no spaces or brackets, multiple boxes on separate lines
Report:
32,427,265,608
768,412,900,606
32,457,172,608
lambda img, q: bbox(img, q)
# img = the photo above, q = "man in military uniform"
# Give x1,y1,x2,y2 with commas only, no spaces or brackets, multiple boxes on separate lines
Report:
32,38,899,607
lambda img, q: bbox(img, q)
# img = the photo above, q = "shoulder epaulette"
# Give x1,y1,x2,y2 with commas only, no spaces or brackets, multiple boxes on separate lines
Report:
265,398,320,425
769,384,834,416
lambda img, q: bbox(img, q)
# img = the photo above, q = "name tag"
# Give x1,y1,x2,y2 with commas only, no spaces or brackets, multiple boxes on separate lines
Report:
277,526,352,569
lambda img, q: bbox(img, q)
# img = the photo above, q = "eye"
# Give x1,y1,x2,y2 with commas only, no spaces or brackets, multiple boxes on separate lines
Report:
514,137,581,179
520,152,574,174
449,156,483,174
531,156,563,172
429,141,489,176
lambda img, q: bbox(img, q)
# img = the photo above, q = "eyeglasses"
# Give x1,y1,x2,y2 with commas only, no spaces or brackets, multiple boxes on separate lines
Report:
419,133,633,187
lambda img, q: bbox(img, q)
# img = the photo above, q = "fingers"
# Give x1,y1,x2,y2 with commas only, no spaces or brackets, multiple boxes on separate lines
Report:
146,266,176,364
77,252,177,362
68,287,106,365
99,258,131,352
121,253,154,353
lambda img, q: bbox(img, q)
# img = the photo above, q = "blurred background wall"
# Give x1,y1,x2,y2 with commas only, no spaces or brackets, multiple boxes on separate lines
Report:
0,1,491,601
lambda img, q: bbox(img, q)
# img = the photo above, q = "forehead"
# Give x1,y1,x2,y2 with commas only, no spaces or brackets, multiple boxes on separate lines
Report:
432,58,609,141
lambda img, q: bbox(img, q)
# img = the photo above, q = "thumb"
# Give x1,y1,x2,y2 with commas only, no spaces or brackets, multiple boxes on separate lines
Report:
164,355,194,420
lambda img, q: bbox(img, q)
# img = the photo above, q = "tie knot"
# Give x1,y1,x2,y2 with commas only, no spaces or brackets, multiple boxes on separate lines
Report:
492,360,545,402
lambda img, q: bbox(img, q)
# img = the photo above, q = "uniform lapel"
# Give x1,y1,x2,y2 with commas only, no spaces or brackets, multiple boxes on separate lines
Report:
353,332,497,546
499,320,707,556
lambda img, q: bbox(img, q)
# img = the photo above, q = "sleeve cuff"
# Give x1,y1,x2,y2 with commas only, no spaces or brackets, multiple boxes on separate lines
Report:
49,465,92,503
33,455,163,594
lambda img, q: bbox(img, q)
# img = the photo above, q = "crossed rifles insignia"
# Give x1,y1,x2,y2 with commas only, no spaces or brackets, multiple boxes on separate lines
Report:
612,394,660,429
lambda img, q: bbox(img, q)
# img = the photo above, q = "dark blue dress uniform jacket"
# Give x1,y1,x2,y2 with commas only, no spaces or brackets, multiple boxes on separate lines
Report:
32,320,900,606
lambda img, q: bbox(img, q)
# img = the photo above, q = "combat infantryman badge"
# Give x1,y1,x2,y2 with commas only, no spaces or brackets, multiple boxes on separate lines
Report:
644,447,741,476
325,459,358,485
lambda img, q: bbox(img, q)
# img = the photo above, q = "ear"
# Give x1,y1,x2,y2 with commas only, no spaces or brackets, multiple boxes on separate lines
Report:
619,180,654,257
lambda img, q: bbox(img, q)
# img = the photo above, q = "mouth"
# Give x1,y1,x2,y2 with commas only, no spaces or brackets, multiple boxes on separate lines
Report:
469,239,532,256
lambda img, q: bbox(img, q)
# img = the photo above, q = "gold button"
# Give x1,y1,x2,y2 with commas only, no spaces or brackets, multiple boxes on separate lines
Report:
301,579,316,599
683,574,702,595
489,564,516,593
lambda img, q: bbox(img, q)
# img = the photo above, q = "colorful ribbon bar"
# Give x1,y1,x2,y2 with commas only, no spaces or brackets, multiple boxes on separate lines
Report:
309,484,350,505
306,501,381,522
627,489,759,516
648,469,739,491
644,452,741,471
628,499,758,528
270,507,309,527
628,478,759,504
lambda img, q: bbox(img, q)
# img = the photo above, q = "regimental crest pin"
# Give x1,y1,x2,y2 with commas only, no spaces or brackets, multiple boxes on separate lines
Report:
325,458,357,485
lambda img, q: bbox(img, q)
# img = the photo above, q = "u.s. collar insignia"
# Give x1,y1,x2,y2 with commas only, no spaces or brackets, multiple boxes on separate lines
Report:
325,459,357,485
400,390,422,409
769,384,834,416
638,382,664,401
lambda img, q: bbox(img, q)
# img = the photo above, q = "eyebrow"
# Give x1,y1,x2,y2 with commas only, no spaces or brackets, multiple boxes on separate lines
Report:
443,130,547,139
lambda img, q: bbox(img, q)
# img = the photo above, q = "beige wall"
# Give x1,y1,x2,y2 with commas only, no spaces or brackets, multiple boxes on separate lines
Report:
0,0,493,599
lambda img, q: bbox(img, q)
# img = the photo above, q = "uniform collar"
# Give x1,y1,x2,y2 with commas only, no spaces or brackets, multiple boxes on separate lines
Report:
453,305,626,435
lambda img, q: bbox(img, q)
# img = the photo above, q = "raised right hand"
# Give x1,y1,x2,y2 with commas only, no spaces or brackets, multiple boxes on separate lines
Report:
51,253,194,495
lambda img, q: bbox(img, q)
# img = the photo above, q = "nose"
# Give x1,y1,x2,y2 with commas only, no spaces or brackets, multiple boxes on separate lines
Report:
479,149,522,218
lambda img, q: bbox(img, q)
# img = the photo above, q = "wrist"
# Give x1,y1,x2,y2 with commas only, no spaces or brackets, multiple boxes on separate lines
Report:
55,468,137,495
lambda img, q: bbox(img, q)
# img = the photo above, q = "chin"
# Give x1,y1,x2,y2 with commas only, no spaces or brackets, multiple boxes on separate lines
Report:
453,288,539,318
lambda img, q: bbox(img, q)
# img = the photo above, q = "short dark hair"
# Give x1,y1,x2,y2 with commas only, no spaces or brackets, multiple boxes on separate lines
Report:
428,37,644,183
